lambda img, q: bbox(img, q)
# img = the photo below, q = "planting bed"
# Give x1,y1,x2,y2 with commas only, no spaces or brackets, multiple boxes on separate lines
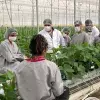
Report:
64,68,100,100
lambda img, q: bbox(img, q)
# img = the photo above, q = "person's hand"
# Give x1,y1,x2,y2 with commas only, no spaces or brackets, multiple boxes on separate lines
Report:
24,55,29,60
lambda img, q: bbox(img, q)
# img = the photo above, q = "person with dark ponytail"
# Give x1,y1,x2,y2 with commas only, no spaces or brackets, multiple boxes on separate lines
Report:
39,19,65,52
15,34,69,100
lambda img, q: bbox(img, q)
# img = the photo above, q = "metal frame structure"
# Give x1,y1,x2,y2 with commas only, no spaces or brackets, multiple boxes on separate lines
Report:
0,0,99,27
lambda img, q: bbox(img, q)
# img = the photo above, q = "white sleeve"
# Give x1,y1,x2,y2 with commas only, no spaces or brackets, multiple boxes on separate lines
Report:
0,44,16,63
51,64,64,96
59,31,66,47
92,27,99,37
38,31,41,34
38,30,44,35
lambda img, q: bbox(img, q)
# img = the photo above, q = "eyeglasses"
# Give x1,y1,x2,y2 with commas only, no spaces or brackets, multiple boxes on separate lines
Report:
9,34,17,37
44,24,51,26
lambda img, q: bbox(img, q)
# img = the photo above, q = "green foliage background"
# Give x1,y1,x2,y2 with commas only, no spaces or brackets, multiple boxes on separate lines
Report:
0,27,100,100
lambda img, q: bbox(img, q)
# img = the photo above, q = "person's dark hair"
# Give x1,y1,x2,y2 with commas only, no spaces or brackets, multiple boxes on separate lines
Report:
85,19,93,25
29,34,48,56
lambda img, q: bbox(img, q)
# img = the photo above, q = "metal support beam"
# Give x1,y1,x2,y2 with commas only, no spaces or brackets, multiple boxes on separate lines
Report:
89,0,90,19
66,0,67,25
2,2,4,25
79,3,82,21
74,0,76,22
10,0,13,27
18,5,20,26
32,0,34,27
58,0,59,25
51,0,52,21
5,0,13,27
36,0,39,33
99,0,100,27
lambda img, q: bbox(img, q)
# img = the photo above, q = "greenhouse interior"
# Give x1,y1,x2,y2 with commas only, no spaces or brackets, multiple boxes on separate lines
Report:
0,0,100,100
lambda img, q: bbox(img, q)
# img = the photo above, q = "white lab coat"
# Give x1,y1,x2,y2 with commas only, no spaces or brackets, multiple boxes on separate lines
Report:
92,26,99,38
0,39,24,71
15,60,64,100
39,29,65,50
94,35,100,43
86,26,99,44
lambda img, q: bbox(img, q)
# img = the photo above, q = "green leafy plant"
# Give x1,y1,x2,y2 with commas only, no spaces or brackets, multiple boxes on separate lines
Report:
0,71,17,100
0,27,100,99
46,44,100,79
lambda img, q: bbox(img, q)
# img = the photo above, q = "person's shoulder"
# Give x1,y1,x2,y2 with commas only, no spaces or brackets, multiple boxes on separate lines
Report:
81,31,87,35
1,39,6,44
93,26,97,29
45,59,56,65
14,60,28,73
93,26,99,31
54,29,61,33
82,32,89,37
81,31,86,34
38,29,45,34
54,29,62,36
45,60,58,69
72,33,78,38
0,40,8,47
13,41,18,46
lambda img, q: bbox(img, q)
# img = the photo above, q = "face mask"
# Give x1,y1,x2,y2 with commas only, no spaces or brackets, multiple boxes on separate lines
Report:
85,26,92,32
63,33,67,37
9,36,17,41
75,27,81,32
44,26,51,32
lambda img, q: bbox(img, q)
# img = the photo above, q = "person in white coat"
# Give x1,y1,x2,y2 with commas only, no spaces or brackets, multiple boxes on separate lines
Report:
39,19,65,52
85,19,99,43
94,33,100,44
0,28,24,72
15,34,69,100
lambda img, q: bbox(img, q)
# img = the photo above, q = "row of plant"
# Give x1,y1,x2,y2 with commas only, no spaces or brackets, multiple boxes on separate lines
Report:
0,71,16,100
0,27,100,100
0,43,100,100
46,43,100,80
0,26,75,56
0,26,100,80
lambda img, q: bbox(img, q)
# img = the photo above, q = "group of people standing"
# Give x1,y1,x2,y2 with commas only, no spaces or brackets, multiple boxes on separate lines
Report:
0,18,99,100
39,19,100,52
